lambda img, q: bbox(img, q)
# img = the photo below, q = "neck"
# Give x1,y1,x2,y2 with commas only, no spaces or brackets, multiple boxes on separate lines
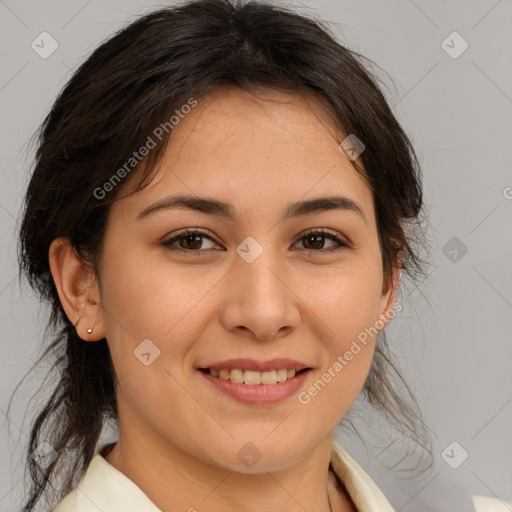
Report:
103,432,351,512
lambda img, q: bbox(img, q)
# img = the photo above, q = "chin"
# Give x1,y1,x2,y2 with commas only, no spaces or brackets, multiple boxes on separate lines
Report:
200,436,312,475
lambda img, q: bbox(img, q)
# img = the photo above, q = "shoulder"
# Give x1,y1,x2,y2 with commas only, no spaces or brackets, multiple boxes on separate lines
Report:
52,453,161,512
52,490,79,512
330,440,395,512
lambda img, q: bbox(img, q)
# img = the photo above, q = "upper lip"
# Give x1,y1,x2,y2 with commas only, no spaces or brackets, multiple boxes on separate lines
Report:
199,358,311,372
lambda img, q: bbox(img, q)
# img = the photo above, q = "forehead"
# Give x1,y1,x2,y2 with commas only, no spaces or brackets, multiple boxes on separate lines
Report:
167,86,347,166
115,86,375,224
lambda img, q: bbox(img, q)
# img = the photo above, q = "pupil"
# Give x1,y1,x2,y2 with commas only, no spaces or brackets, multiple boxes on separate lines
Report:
183,234,202,249
306,235,323,249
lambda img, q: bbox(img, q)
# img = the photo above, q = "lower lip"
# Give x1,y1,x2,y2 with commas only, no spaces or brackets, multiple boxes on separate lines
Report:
198,369,311,405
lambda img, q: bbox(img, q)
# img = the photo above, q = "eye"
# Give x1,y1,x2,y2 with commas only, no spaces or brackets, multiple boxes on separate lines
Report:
161,227,349,255
293,228,348,252
161,228,221,254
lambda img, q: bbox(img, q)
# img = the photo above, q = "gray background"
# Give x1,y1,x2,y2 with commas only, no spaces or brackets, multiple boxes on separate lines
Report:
1,1,511,511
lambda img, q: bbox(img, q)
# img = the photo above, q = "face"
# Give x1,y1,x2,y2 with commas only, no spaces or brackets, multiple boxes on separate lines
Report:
93,87,397,473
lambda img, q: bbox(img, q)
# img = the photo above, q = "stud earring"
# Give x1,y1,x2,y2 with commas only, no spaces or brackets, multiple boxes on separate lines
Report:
86,327,93,334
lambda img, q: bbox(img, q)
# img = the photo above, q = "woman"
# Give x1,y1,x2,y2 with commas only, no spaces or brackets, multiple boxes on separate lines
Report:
14,0,432,510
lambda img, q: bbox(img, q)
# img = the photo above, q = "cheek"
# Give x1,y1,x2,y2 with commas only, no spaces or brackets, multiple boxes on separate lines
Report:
298,275,381,420
99,247,224,367
304,258,384,340
301,258,383,396
97,251,212,425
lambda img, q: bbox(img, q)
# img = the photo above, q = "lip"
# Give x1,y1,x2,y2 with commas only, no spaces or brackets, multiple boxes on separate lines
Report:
199,358,310,372
198,367,312,405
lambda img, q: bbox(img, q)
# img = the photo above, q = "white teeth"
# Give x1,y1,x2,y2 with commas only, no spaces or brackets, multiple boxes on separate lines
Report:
230,369,244,383
276,369,288,382
208,368,302,385
261,370,277,385
244,370,261,385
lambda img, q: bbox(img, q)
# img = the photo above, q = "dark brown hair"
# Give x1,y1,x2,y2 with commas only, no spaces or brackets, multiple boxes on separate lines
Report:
10,0,433,510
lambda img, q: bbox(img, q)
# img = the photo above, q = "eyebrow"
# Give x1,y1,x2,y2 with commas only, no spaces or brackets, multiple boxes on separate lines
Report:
137,194,366,224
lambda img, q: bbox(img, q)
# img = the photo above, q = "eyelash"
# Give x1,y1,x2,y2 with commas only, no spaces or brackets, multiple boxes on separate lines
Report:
160,227,349,255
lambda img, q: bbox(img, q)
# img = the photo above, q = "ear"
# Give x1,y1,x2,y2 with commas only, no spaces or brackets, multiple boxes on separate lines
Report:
376,257,402,331
48,237,105,341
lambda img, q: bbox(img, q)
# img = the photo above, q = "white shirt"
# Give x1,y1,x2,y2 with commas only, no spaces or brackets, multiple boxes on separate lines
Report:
52,440,395,511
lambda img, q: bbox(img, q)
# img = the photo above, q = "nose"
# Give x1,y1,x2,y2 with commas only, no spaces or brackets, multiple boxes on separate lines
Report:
218,239,301,341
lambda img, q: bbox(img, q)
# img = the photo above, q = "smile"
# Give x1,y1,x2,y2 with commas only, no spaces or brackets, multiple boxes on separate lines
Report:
198,366,312,405
200,368,308,385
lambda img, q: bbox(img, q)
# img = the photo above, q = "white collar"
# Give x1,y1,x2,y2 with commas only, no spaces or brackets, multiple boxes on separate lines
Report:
53,440,395,511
